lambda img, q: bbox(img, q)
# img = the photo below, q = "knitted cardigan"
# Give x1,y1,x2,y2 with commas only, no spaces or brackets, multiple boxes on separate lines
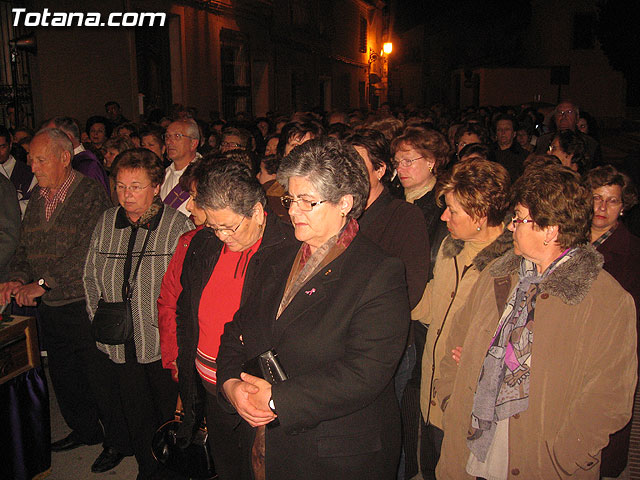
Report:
84,204,193,364
9,172,111,305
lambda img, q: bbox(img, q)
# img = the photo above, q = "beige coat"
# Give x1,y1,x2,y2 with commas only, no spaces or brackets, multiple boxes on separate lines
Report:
413,230,512,429
435,246,637,479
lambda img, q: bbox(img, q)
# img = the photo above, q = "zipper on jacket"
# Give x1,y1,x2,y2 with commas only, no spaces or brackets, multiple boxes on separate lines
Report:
426,256,472,423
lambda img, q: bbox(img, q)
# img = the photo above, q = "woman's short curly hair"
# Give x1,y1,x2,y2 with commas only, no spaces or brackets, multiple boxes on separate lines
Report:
277,137,369,220
391,126,450,174
512,164,592,248
436,158,511,227
111,148,164,186
583,165,638,212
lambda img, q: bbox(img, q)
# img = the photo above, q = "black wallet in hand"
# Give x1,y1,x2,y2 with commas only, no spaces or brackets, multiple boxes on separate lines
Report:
242,350,288,384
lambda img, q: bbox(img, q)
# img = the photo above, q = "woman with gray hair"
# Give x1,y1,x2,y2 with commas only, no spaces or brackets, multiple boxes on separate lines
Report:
175,158,297,480
217,137,410,480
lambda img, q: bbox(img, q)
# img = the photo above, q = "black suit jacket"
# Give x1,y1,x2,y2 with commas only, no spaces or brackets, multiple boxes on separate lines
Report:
176,213,297,436
217,233,410,480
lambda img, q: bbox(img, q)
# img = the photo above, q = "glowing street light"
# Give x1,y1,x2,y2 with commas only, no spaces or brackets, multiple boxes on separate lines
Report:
383,42,393,55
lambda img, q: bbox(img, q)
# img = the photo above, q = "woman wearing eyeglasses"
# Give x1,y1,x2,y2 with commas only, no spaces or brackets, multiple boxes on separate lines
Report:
434,164,636,479
83,148,194,479
583,165,640,478
174,158,297,480
412,159,512,480
216,137,410,480
391,127,450,276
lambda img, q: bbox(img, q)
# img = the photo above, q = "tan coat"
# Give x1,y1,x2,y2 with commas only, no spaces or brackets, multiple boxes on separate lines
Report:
413,230,512,429
435,246,637,479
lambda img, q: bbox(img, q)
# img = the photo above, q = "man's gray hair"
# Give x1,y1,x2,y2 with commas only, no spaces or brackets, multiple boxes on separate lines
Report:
35,128,74,159
172,119,200,142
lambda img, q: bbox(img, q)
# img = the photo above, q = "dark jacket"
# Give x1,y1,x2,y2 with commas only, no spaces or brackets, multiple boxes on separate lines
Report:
175,214,298,436
596,222,640,323
413,188,448,281
493,142,526,182
0,175,20,282
596,222,640,477
216,233,410,480
358,188,430,309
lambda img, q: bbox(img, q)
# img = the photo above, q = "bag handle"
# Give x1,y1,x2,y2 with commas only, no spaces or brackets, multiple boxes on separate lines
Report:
123,228,152,300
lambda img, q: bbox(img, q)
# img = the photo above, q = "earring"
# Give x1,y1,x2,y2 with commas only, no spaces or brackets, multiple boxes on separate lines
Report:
341,212,346,217
476,226,481,231
543,240,549,246
429,165,433,173
620,211,624,217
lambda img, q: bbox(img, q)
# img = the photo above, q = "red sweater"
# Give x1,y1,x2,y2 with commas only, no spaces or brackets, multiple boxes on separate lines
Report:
196,237,262,385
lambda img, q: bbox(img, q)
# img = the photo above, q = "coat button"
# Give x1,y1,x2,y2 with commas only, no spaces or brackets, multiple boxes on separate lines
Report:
511,468,520,475
431,400,436,406
540,293,549,299
513,413,520,419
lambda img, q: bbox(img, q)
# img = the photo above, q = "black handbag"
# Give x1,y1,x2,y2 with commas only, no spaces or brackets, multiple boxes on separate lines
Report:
92,298,132,345
242,349,288,384
91,228,151,345
152,396,217,479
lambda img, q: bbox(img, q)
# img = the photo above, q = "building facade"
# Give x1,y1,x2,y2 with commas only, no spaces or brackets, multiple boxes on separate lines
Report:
2,0,389,128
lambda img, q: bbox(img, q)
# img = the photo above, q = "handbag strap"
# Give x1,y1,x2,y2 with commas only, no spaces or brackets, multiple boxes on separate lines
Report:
123,227,152,301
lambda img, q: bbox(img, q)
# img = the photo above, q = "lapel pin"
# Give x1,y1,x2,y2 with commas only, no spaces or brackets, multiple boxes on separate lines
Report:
305,288,316,295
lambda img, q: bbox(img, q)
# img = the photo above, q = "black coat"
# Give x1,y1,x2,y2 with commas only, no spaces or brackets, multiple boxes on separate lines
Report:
597,222,640,477
175,213,298,437
216,233,410,480
358,188,430,309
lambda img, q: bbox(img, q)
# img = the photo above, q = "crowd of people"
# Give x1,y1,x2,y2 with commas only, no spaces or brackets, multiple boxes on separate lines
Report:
0,97,638,480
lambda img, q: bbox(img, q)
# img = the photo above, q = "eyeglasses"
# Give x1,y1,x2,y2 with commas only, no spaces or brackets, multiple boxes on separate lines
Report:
116,183,152,194
511,216,535,227
593,195,622,208
163,132,196,141
392,156,423,168
280,195,328,211
208,216,245,236
220,141,243,149
555,109,575,117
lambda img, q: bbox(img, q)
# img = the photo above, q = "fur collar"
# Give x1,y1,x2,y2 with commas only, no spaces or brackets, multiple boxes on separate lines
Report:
441,227,513,272
489,244,604,305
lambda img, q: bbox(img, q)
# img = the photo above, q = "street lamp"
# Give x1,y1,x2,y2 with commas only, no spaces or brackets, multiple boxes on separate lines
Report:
383,42,393,55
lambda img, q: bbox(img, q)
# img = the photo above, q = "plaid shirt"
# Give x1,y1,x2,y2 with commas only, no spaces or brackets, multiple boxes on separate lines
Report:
39,170,76,221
